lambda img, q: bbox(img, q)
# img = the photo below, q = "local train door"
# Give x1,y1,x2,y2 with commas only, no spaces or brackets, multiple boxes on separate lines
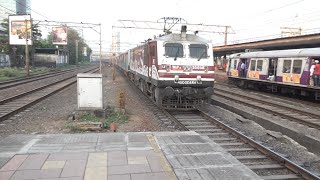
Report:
248,59,263,79
229,58,239,77
282,58,302,84
268,59,277,77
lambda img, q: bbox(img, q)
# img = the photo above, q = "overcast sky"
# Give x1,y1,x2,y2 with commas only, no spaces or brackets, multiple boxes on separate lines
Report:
30,0,320,53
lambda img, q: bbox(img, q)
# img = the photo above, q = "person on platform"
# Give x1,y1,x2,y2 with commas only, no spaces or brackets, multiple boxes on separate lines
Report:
309,61,316,86
240,61,246,77
314,60,320,87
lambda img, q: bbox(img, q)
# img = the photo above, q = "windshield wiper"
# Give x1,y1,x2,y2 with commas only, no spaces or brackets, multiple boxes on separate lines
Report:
197,51,206,61
174,48,180,61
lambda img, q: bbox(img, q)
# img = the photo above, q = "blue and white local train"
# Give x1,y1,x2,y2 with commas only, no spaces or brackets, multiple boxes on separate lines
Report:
226,47,320,100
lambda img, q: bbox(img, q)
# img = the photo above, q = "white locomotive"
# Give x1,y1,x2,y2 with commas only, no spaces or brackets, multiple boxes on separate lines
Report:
115,26,215,109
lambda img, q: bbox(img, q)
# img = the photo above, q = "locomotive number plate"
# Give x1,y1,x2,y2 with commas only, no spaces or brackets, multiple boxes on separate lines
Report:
175,80,202,84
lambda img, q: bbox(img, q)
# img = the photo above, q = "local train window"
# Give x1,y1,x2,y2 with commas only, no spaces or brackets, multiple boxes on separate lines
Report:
250,60,256,71
283,60,291,73
233,60,237,69
189,44,207,58
293,60,302,74
165,43,183,58
256,60,263,71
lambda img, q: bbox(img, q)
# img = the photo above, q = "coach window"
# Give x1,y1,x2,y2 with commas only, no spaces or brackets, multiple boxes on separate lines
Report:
250,60,256,71
232,60,237,69
143,46,148,65
283,60,291,73
256,60,263,71
165,43,183,58
189,44,207,59
293,60,302,74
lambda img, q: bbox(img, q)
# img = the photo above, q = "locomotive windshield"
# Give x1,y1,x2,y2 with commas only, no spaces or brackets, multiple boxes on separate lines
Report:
165,43,183,58
189,44,207,59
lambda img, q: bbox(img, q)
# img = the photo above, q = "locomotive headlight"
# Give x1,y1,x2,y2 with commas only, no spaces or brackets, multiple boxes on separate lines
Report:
166,65,171,72
197,75,201,82
174,75,179,82
162,64,166,69
204,66,208,73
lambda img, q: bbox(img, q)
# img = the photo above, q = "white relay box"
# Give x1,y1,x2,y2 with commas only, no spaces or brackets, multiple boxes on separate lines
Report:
77,73,103,110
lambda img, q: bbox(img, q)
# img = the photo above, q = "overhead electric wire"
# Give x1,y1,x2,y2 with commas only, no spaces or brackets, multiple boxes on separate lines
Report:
0,4,16,14
264,0,305,13
13,0,52,20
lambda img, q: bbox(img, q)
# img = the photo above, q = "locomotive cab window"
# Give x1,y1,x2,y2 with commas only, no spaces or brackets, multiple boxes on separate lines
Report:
293,60,302,74
283,60,291,73
189,44,207,59
165,43,183,58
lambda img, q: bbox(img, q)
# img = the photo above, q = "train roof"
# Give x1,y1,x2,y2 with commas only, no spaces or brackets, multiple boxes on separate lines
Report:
236,47,320,58
155,33,210,43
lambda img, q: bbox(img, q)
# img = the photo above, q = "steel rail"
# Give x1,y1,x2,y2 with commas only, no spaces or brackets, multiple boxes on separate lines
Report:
199,109,320,180
0,67,99,121
213,88,320,130
0,67,83,90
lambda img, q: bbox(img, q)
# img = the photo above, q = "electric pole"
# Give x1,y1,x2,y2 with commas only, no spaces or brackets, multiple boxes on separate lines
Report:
75,40,78,65
25,19,29,76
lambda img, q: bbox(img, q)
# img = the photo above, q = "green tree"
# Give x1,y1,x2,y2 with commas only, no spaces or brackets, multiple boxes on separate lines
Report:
0,18,45,66
0,18,9,53
67,28,91,64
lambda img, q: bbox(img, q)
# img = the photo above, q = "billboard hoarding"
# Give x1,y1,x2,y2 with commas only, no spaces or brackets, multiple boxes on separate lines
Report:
52,27,68,45
9,15,32,45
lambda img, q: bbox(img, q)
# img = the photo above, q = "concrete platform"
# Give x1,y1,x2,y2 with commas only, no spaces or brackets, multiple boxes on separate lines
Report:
0,132,260,180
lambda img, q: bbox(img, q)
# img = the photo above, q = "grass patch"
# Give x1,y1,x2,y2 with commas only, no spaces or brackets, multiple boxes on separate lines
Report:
0,67,51,81
66,124,86,133
69,108,129,131
0,68,21,77
80,113,102,122
103,110,129,129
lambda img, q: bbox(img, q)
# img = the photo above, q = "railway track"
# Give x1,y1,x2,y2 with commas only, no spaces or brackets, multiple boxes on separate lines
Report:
168,110,319,180
0,66,84,90
214,84,320,130
118,68,319,179
0,66,99,122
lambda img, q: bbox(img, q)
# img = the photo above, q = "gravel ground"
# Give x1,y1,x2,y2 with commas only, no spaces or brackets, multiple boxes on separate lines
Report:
0,64,165,138
200,102,320,175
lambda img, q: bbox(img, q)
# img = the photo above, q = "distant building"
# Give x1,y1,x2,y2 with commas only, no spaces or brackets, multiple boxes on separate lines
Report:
34,48,69,68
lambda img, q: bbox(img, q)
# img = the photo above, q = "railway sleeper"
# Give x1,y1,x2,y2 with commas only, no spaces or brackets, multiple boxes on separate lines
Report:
234,155,268,160
185,125,217,129
225,148,256,152
247,164,285,170
259,174,301,180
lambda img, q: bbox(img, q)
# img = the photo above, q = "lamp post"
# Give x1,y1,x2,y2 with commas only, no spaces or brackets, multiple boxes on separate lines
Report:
99,23,102,74
25,19,30,76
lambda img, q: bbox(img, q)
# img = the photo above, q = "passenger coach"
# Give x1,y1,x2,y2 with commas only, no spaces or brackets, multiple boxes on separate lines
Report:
227,48,320,100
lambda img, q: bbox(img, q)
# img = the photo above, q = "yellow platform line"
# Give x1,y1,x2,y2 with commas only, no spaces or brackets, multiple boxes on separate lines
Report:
147,134,177,180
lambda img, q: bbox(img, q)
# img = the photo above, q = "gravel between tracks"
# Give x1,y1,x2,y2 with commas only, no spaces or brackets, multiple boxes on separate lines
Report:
200,103,320,175
0,64,165,138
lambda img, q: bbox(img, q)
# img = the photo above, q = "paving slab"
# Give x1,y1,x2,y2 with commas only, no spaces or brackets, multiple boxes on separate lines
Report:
154,132,262,180
0,132,261,179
